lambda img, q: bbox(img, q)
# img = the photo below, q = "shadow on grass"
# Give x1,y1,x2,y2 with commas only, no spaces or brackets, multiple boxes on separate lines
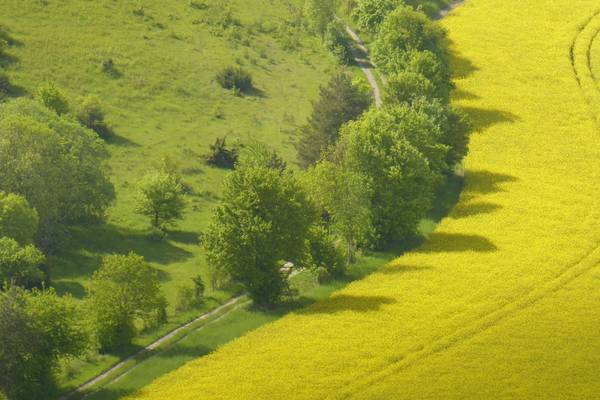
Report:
54,280,86,298
53,223,194,281
107,133,140,147
168,230,200,245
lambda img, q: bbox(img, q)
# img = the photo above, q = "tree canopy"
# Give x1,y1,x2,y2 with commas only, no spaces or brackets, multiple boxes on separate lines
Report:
341,108,436,244
296,73,370,168
87,253,166,352
0,99,115,247
205,149,316,304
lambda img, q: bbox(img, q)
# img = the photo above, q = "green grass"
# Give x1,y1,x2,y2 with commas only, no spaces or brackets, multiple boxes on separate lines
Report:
0,0,337,392
80,251,394,400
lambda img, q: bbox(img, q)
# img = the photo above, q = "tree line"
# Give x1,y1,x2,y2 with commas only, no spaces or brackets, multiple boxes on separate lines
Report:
205,0,471,304
0,1,471,398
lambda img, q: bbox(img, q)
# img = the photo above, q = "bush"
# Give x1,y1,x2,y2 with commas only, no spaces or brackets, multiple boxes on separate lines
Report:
383,71,435,105
324,21,353,65
88,253,166,352
76,95,112,140
206,137,239,169
304,226,347,277
175,275,205,311
0,73,9,99
36,82,69,115
216,66,253,92
314,266,332,284
351,0,403,33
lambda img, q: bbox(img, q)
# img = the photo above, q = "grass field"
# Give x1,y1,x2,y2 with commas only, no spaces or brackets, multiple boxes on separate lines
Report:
125,1,600,398
0,0,339,391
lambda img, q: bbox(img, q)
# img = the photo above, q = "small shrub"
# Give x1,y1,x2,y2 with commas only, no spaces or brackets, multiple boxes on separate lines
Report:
132,5,145,16
76,95,112,140
36,82,69,115
314,266,332,284
304,226,347,278
206,137,239,169
192,275,205,300
189,1,208,10
101,58,120,77
216,66,253,92
0,73,9,99
324,20,353,65
175,285,197,311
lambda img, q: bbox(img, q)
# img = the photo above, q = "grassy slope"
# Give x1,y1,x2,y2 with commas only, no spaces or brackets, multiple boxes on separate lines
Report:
0,0,336,391
126,1,600,399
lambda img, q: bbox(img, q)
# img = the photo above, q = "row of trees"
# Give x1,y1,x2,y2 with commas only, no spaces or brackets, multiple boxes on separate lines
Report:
0,83,176,398
204,0,471,304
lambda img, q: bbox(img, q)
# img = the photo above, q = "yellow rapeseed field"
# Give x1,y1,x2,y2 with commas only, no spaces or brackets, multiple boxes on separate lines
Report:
128,1,600,398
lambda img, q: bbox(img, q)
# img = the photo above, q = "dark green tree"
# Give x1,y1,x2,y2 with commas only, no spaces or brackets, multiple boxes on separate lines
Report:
0,99,115,248
296,73,370,168
0,287,88,400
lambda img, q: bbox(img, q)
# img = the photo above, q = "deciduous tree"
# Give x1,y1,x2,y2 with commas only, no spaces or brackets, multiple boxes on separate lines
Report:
205,151,315,304
87,253,166,352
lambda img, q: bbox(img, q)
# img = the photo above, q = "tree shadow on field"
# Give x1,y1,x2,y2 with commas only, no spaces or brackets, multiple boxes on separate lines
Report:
298,294,396,315
416,232,497,253
378,264,435,275
451,201,501,219
448,43,479,79
463,169,518,197
462,106,519,133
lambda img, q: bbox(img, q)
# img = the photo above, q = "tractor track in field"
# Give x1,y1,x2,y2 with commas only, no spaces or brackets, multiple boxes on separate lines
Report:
326,5,600,399
570,8,600,125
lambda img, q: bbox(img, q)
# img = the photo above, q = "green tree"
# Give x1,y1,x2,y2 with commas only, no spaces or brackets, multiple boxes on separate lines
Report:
304,0,337,37
407,98,472,168
351,0,402,33
303,225,347,277
0,238,45,288
135,170,185,234
36,82,69,115
0,192,38,245
372,5,447,74
341,108,436,245
383,71,436,105
0,286,88,400
303,160,372,263
0,99,115,247
376,103,450,178
76,95,112,140
87,253,166,352
404,50,453,102
296,73,370,168
204,157,315,304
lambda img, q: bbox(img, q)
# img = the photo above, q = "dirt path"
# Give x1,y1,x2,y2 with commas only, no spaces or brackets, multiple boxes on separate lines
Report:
345,0,464,108
65,295,245,399
344,25,383,108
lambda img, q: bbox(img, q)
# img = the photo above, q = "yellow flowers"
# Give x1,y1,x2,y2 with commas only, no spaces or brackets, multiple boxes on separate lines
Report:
128,1,600,398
